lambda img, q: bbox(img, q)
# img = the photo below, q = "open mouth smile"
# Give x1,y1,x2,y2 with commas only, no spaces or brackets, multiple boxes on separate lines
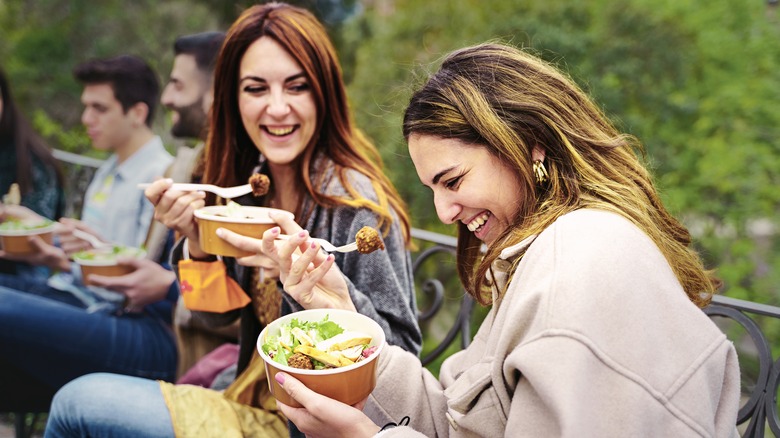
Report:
264,126,297,136
466,212,491,233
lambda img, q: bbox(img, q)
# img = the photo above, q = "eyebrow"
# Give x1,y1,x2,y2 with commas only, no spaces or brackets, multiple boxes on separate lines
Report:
239,72,307,84
431,165,458,185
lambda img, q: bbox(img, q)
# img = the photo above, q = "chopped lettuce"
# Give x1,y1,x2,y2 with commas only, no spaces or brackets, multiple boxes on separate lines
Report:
0,217,53,231
262,315,346,369
73,245,144,262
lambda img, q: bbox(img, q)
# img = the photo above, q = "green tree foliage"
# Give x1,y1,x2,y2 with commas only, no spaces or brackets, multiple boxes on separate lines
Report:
341,0,780,307
1,0,778,308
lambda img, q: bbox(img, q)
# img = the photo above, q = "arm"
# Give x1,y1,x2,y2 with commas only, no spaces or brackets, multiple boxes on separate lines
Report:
87,257,178,312
144,178,208,259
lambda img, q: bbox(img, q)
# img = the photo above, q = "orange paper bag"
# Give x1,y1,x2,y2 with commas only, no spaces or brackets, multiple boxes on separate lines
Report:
178,259,251,312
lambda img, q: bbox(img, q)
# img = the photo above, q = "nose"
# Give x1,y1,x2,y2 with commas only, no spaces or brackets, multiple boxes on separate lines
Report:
433,192,460,225
160,83,174,108
81,108,93,126
266,89,290,117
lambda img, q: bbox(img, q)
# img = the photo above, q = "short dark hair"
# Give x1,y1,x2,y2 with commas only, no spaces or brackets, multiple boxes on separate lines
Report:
73,55,159,127
173,31,225,76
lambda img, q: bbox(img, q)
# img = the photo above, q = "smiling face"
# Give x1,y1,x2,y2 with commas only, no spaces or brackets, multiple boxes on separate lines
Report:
409,134,524,244
80,83,138,152
161,53,210,139
237,37,317,168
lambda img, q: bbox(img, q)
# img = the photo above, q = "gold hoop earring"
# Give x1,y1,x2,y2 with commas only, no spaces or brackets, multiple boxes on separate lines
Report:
533,159,548,184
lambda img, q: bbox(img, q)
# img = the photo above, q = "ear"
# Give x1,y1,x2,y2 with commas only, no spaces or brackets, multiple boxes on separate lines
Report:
128,102,149,127
532,145,546,162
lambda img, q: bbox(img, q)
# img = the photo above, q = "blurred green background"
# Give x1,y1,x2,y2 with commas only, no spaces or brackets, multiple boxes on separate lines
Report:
2,0,779,309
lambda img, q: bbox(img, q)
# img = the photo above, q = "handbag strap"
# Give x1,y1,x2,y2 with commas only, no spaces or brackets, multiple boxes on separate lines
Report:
183,238,222,262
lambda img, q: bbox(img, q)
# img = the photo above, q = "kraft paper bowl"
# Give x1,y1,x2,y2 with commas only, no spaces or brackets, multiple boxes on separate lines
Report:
193,205,294,257
0,222,55,255
257,308,385,408
73,246,146,286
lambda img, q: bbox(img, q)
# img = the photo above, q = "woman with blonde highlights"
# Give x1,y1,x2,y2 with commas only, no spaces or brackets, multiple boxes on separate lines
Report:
260,42,740,437
45,4,419,437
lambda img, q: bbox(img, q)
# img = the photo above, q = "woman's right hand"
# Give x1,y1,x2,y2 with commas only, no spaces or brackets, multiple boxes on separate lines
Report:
275,372,379,438
262,218,355,311
144,178,207,257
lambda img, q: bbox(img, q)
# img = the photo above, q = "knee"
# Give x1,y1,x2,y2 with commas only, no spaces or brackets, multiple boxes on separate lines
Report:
51,373,112,416
47,374,110,436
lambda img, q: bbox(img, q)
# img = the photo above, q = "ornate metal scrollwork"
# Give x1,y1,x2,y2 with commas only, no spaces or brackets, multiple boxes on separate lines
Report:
705,295,780,437
411,230,475,367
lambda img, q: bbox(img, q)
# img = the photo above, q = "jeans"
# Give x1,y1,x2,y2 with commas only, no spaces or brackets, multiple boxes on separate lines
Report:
0,283,176,391
45,373,174,438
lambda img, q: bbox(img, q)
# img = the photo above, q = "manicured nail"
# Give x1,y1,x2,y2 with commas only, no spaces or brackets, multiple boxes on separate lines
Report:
327,255,334,261
275,372,285,385
216,228,224,237
297,231,306,238
271,227,280,235
310,242,317,249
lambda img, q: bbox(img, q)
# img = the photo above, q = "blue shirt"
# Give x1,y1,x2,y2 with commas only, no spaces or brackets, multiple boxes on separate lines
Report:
81,136,173,247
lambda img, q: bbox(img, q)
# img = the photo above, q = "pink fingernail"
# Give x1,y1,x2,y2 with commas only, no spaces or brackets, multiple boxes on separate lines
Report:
297,231,306,238
272,227,280,235
275,372,285,385
310,242,317,249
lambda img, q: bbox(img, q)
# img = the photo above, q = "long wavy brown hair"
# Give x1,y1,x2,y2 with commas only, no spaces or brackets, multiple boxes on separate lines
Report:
202,2,409,242
0,66,64,212
403,42,719,307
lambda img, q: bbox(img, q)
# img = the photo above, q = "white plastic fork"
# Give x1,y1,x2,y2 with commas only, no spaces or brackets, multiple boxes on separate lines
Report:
71,229,113,249
276,234,358,253
136,183,253,199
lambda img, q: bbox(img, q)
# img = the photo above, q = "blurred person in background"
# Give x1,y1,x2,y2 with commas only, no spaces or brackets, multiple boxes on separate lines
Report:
0,66,66,278
0,55,178,412
150,30,243,383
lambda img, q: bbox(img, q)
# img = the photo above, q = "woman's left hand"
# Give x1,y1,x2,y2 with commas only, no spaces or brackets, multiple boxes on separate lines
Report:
275,372,380,438
216,215,355,311
215,229,282,279
272,229,355,311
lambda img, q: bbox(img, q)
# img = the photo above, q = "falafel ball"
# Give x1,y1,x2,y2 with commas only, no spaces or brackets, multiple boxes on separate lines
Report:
287,352,314,370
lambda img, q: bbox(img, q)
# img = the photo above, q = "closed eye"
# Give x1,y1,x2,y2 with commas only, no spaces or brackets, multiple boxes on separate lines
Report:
444,174,463,190
243,84,268,94
288,82,310,93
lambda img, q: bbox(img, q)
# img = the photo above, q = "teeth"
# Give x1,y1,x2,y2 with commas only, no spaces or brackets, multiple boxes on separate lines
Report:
267,126,294,136
466,213,490,232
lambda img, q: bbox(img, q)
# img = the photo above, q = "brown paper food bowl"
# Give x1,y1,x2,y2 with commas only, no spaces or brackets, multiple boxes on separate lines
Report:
73,246,146,286
0,223,55,254
257,308,385,408
193,206,294,257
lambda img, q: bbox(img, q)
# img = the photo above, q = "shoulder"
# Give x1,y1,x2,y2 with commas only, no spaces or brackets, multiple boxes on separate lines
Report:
322,166,379,203
533,208,659,267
